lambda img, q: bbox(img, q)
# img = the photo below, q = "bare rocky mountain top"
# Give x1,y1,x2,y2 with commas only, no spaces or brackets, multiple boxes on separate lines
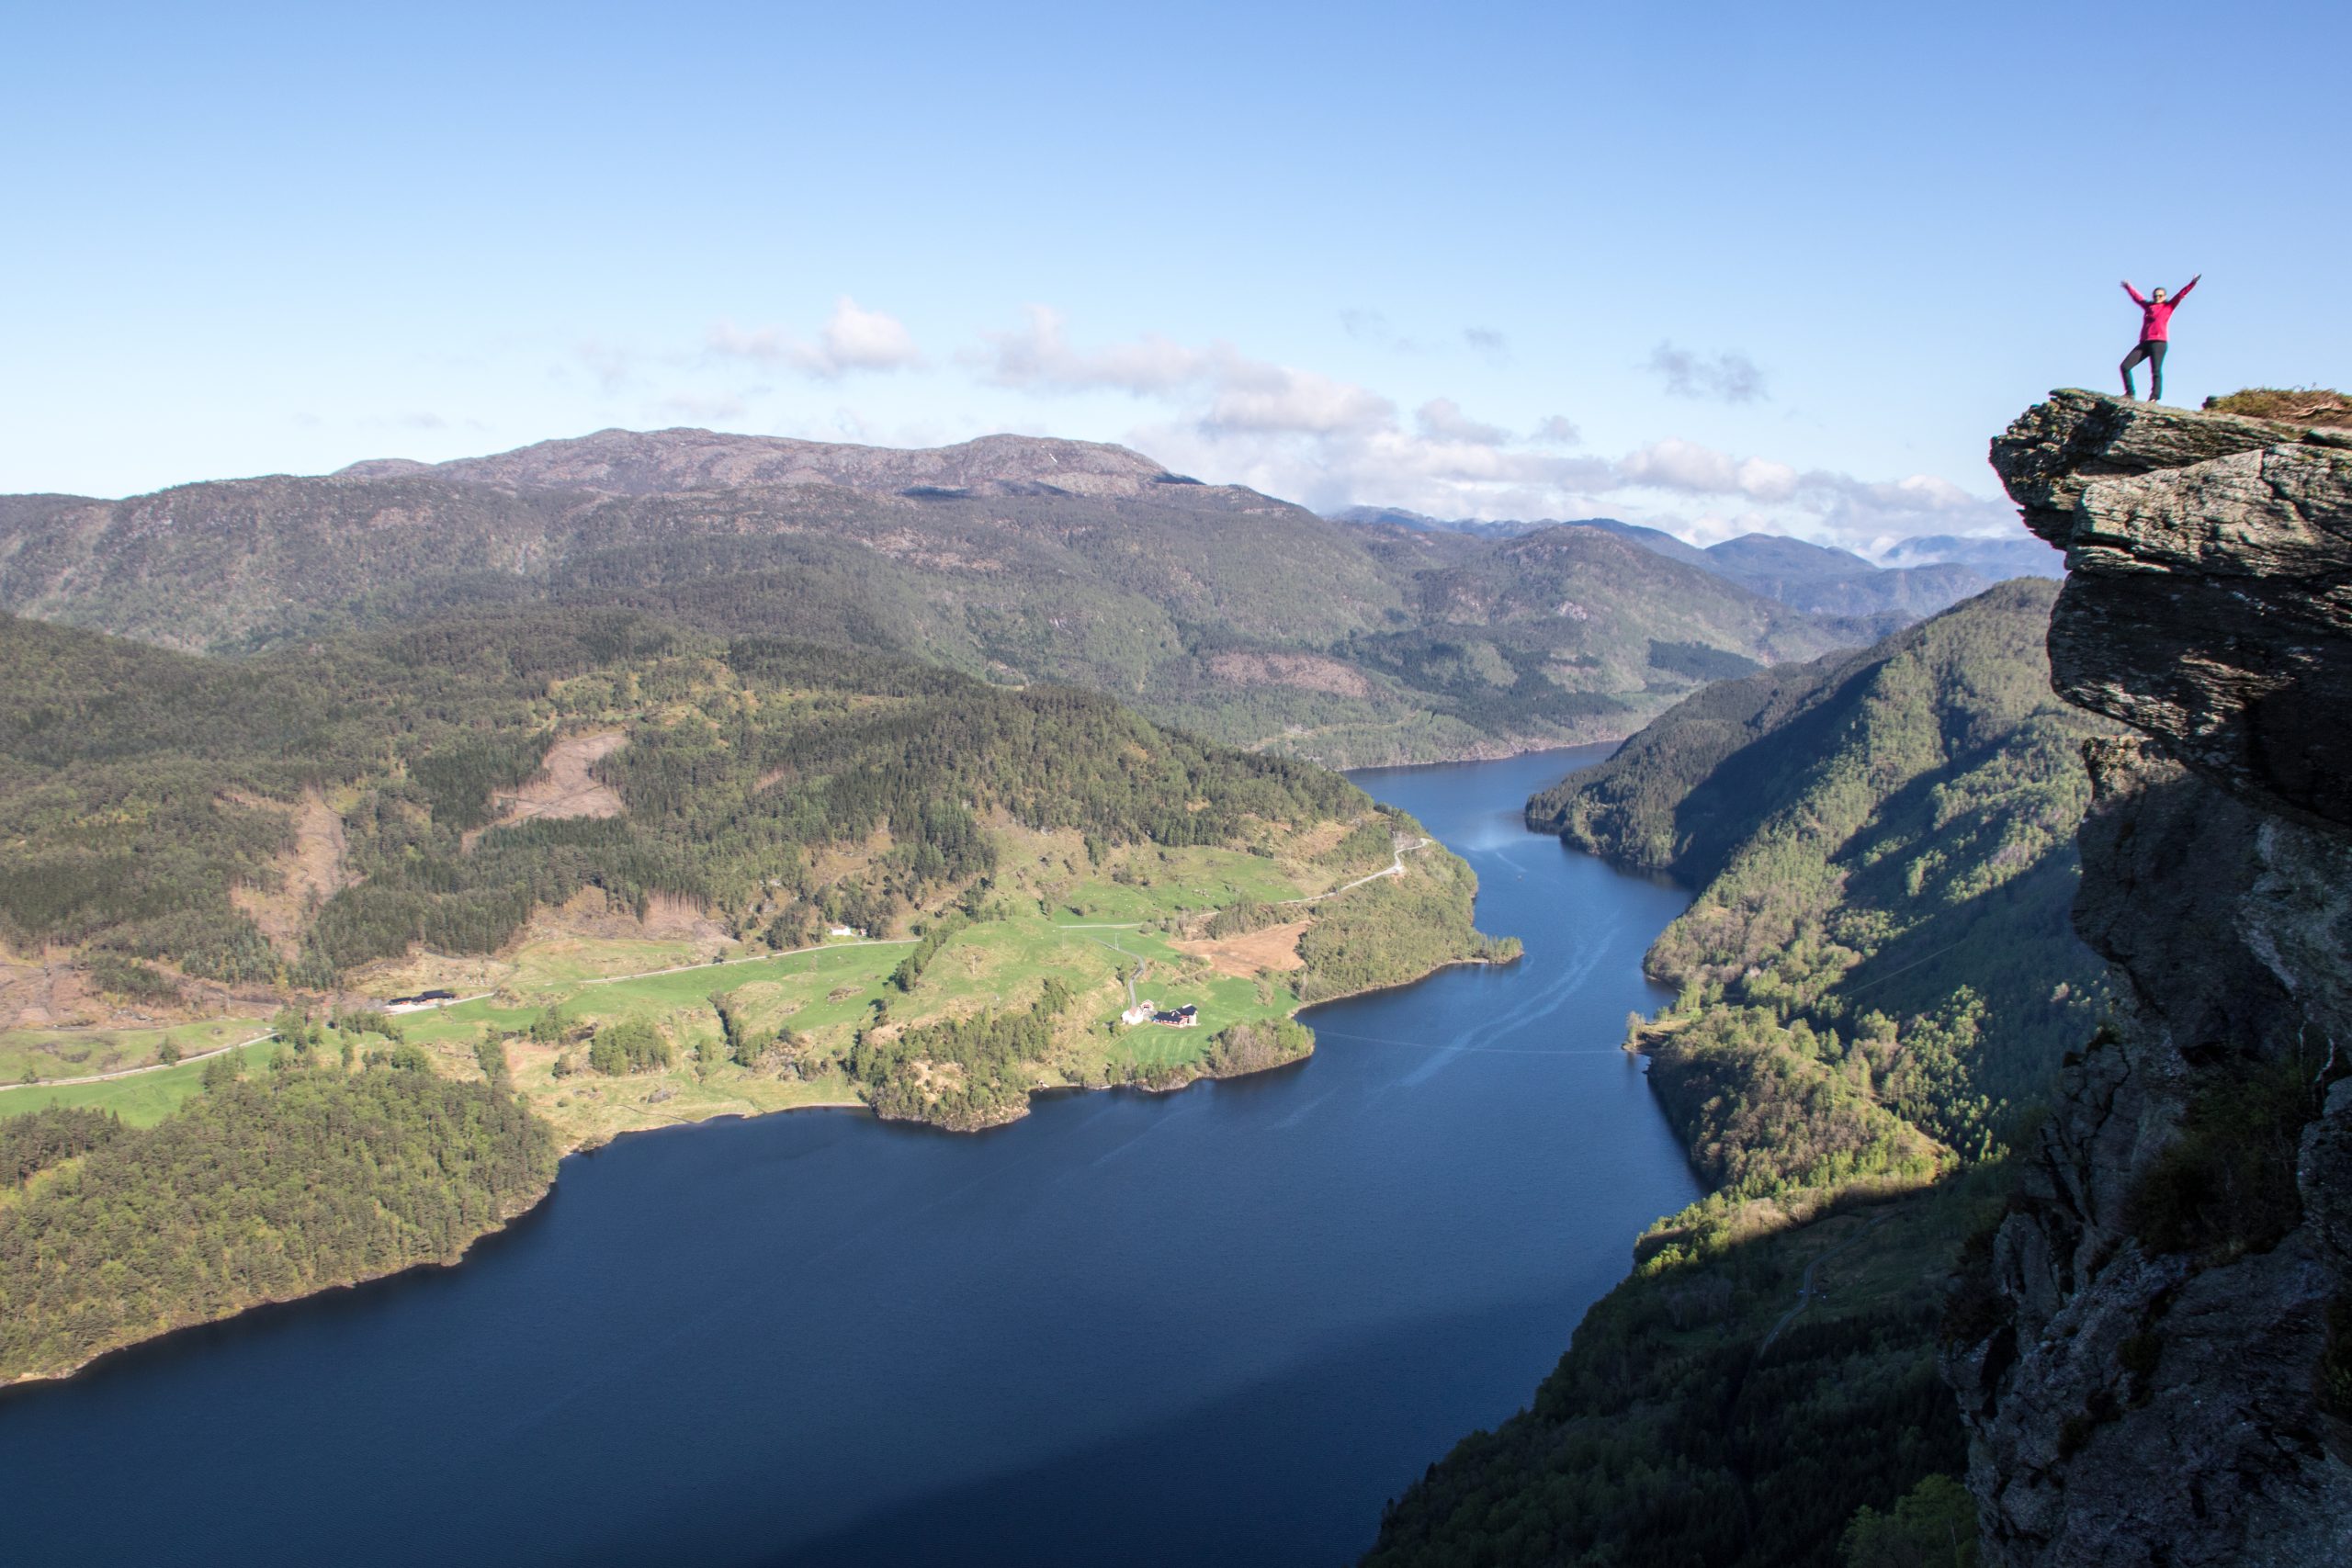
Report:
0,429,1878,768
1952,389,2352,1567
335,427,1186,500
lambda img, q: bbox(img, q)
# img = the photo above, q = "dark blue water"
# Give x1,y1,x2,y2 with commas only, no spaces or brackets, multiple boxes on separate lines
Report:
0,747,1699,1568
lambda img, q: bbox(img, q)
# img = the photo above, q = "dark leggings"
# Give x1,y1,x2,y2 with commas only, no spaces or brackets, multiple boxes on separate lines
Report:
2120,338,2167,400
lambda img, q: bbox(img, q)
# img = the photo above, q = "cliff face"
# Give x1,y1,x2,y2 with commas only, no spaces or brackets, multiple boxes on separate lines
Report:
1953,389,2352,1565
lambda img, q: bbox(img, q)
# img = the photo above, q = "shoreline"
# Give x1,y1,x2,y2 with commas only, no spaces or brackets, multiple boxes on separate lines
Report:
1339,735,1626,778
3,940,1508,1388
6,808,1514,1386
0,1182,560,1393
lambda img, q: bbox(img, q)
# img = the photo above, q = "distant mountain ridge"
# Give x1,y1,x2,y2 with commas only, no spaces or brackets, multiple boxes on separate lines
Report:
1329,504,2064,615
1,426,1880,767
337,427,1192,500
1695,531,1998,615
1879,530,2065,579
1323,505,1554,541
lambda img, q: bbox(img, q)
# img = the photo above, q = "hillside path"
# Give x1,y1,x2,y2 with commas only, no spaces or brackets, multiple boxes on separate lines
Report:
1277,837,1431,907
1757,1213,1890,1357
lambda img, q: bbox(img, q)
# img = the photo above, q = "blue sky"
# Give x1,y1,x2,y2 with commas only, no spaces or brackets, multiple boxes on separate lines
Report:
6,1,2345,549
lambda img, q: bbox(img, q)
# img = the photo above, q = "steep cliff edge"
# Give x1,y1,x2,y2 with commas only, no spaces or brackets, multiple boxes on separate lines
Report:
1952,389,2352,1566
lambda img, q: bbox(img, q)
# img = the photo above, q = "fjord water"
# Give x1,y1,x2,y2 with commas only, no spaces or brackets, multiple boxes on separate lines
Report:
0,747,1699,1567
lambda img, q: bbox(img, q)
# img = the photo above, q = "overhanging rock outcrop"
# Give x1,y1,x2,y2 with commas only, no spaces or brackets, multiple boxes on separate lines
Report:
1995,388,2352,826
1952,389,2352,1566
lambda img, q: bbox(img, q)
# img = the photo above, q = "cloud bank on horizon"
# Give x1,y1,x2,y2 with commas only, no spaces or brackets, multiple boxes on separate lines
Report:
13,6,2333,558
637,299,2018,556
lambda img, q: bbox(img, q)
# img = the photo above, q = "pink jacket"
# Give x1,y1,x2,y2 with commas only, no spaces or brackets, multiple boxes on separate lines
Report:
2123,277,2198,342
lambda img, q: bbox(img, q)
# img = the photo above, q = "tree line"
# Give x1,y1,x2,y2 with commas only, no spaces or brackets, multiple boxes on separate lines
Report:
0,605,1371,987
0,1059,555,1383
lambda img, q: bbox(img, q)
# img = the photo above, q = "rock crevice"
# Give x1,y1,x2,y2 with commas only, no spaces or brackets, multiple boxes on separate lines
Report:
1954,390,2352,1567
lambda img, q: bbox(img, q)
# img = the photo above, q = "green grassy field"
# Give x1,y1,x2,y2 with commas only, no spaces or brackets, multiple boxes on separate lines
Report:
437,900,1308,1145
0,828,1465,1147
1050,842,1307,924
0,1015,275,1088
0,1035,285,1126
401,941,915,1049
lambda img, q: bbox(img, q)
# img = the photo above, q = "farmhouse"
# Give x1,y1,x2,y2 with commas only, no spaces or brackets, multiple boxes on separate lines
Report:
1121,999,1199,1028
382,988,459,1012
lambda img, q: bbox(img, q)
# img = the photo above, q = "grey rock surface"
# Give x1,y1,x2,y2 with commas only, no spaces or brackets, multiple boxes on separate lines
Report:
1989,388,2352,548
1952,391,2352,1566
1999,391,2352,827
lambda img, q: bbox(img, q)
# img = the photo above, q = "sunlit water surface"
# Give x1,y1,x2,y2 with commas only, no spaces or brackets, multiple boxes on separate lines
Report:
0,746,1700,1567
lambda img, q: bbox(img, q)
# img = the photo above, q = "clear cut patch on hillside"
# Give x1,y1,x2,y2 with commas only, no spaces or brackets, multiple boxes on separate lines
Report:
462,731,627,851
227,789,353,957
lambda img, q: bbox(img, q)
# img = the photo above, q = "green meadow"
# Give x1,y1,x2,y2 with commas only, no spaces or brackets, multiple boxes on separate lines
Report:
0,827,1472,1148
0,1035,284,1126
0,1015,277,1089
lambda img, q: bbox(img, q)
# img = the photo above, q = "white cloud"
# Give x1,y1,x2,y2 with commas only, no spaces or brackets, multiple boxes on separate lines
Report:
1416,398,1510,446
1617,438,1797,501
972,305,1205,393
1131,414,1616,522
1463,325,1509,359
1798,470,2017,555
1647,341,1767,402
708,297,922,378
1132,409,2004,548
576,339,641,392
1205,366,1395,435
961,309,1997,548
1604,440,2015,550
974,307,1394,434
660,391,750,423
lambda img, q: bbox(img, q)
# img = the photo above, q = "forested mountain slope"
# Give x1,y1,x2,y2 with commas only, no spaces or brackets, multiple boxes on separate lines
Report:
1369,580,2111,1568
0,430,1875,766
0,597,1518,1381
0,604,1511,1125
1539,578,2110,1163
0,607,1341,983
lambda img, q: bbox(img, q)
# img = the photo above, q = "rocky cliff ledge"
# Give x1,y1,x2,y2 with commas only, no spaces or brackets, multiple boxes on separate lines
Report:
1951,389,2352,1565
